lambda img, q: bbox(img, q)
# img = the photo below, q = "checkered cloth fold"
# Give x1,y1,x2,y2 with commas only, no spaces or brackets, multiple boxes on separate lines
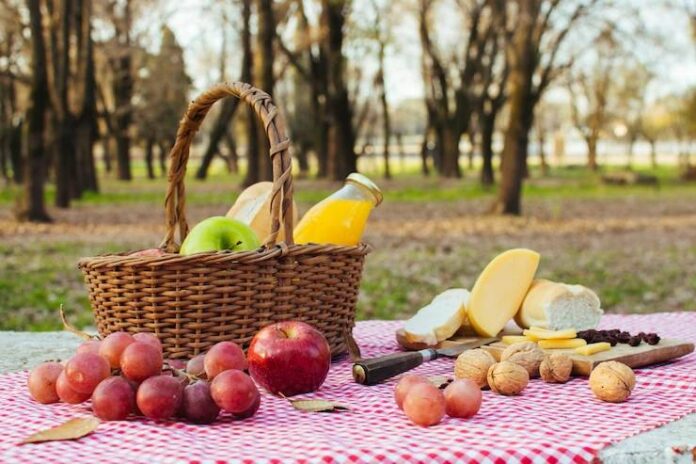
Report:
1,312,695,464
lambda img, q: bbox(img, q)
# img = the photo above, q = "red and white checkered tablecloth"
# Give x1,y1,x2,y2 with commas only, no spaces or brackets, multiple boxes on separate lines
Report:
1,312,695,464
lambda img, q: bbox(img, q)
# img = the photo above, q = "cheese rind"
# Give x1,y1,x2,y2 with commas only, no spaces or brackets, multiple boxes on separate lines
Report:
402,289,470,346
538,338,587,349
467,249,541,337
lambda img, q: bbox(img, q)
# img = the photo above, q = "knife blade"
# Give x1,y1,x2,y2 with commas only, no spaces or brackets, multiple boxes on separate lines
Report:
352,337,498,385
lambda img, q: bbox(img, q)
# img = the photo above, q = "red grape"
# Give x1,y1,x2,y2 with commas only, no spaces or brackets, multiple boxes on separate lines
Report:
136,375,184,420
394,374,430,410
180,381,220,424
204,341,247,379
76,340,102,356
27,362,63,404
210,370,258,414
64,353,110,395
92,377,135,421
402,382,446,427
186,354,206,378
120,342,162,382
99,332,135,368
233,393,260,419
443,379,482,419
133,332,162,353
167,359,187,370
56,371,91,404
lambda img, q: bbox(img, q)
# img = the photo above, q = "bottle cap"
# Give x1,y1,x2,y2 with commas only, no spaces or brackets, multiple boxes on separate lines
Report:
346,173,383,206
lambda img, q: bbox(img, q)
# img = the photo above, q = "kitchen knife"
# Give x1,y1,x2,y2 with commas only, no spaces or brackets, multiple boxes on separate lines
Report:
352,338,498,385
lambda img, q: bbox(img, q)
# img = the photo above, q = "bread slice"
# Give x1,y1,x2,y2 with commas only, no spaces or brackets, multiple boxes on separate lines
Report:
402,288,470,346
515,279,603,331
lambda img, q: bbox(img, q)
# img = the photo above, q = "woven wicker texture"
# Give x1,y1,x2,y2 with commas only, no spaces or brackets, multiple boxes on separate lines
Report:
78,82,370,358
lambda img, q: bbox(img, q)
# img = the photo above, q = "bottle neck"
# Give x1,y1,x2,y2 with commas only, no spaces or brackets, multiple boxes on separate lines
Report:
344,182,381,207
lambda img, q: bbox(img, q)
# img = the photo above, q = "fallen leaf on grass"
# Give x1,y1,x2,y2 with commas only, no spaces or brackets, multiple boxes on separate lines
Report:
287,398,350,413
22,417,100,444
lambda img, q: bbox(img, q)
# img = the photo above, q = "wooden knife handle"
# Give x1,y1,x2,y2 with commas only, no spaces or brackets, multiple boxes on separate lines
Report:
352,349,437,385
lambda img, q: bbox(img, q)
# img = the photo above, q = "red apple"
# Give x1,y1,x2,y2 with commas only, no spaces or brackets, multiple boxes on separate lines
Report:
247,321,330,396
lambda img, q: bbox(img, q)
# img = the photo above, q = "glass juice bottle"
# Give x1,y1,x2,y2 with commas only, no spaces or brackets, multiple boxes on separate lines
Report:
293,173,383,246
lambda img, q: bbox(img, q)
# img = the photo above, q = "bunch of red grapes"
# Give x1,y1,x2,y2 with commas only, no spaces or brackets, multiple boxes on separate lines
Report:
27,332,260,424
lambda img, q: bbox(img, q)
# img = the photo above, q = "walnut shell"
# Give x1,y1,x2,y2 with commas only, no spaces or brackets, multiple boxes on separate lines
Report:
501,341,545,378
487,361,529,395
589,361,636,403
539,353,573,383
454,349,496,388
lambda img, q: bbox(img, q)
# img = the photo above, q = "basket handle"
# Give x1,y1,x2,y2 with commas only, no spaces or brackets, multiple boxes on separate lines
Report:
160,82,294,252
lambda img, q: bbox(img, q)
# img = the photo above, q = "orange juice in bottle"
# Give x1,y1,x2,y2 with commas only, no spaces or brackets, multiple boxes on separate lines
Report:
294,173,382,246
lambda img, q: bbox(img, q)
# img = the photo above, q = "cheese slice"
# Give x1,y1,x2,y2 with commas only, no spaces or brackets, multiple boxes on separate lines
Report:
523,328,577,340
467,249,540,337
538,338,587,349
402,288,470,346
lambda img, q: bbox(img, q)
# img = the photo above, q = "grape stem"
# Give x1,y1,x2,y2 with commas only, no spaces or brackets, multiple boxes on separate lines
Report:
162,362,201,383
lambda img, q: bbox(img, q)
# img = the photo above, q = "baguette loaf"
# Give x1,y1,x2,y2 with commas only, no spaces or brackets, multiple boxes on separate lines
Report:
515,279,603,331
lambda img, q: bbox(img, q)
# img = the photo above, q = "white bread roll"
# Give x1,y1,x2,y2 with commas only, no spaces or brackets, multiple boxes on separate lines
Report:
403,288,470,346
226,182,297,243
515,279,603,331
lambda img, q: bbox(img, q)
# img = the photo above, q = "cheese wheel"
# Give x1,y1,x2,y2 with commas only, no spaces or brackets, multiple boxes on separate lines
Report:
226,182,297,243
467,249,540,337
515,279,603,331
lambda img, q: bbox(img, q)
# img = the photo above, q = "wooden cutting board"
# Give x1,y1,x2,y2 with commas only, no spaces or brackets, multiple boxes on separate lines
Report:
395,329,694,377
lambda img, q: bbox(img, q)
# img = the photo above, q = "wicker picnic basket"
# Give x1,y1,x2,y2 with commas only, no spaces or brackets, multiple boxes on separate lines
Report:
78,82,370,359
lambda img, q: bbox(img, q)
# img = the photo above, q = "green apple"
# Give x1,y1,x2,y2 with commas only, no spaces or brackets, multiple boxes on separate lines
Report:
179,216,261,255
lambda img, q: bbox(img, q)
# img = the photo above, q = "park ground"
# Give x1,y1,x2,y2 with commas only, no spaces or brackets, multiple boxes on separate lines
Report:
1,161,695,331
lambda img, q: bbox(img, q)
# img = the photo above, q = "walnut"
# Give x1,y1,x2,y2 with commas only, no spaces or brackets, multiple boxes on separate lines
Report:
454,349,496,388
539,353,573,383
589,361,636,403
487,361,529,395
500,341,545,378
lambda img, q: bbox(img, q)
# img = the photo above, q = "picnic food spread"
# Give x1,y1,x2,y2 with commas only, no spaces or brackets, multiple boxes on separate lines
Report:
10,83,695,463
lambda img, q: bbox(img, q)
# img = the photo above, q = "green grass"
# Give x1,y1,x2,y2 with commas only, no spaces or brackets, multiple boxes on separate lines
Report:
2,162,695,331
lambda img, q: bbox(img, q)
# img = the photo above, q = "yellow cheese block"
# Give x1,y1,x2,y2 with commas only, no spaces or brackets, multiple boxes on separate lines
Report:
501,335,535,345
467,249,541,337
538,338,587,349
523,328,577,340
575,342,611,356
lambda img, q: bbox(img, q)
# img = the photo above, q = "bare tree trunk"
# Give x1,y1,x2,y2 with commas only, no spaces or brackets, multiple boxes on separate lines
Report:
440,125,461,178
197,99,239,179
74,0,98,192
377,44,391,179
158,140,169,176
18,0,51,222
538,131,548,176
9,122,22,183
255,0,274,181
480,112,495,186
242,0,263,187
627,135,636,169
649,139,657,168
323,0,357,180
112,1,133,181
493,1,537,215
224,129,239,173
100,138,112,172
587,135,599,171
51,0,80,207
144,137,155,179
